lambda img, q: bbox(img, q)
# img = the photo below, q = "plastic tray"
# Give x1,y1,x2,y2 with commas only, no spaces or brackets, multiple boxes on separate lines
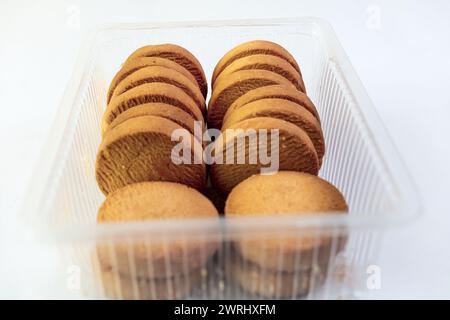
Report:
22,18,420,299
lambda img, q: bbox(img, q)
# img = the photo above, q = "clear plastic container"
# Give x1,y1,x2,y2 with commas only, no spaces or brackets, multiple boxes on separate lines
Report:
22,18,420,299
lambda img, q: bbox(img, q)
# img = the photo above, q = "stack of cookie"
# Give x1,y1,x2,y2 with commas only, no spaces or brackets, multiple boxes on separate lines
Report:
208,40,325,194
97,44,208,195
207,41,345,297
96,182,219,299
94,44,219,299
225,172,348,298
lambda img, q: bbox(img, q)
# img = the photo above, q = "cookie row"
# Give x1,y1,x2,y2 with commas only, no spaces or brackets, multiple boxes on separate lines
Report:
96,181,219,299
95,44,220,299
207,40,325,194
96,44,209,195
225,171,347,298
207,40,306,129
96,171,347,299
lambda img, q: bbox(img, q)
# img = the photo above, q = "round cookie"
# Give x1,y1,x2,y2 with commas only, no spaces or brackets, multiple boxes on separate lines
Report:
125,44,208,98
212,40,301,84
233,231,346,274
106,56,198,104
103,82,204,134
213,54,305,92
99,266,203,300
225,172,348,272
96,116,205,195
210,117,319,194
224,84,320,124
222,98,325,166
110,66,205,116
230,254,323,298
96,181,219,279
207,70,295,129
106,103,203,143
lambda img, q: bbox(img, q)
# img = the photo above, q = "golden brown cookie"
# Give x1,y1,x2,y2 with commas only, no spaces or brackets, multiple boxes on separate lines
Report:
96,181,219,279
207,70,295,129
102,82,204,134
99,266,203,300
106,103,203,143
213,54,305,92
110,66,205,116
225,84,320,124
106,56,198,104
125,44,207,98
212,40,301,85
225,172,348,272
233,232,346,274
96,116,205,195
222,98,324,166
210,117,319,194
230,253,324,298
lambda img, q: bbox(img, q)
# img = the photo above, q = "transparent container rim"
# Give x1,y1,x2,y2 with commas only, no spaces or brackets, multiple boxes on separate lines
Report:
20,17,422,243
31,210,419,244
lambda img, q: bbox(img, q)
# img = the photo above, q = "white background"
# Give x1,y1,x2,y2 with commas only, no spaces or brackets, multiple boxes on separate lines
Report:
0,0,449,299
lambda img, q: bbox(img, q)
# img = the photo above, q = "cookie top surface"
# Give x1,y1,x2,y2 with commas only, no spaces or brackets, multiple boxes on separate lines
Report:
225,171,348,216
207,69,295,129
217,116,317,160
103,82,204,133
225,84,320,124
213,54,305,92
106,103,202,140
106,56,198,104
110,65,205,115
99,115,204,166
125,44,207,98
98,181,218,222
222,98,324,163
211,117,319,194
96,115,205,195
212,40,301,84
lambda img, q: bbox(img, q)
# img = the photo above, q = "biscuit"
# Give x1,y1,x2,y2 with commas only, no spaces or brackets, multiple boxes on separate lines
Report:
106,57,198,104
213,54,305,92
212,40,301,85
207,70,295,129
110,66,205,116
210,117,319,194
225,172,348,272
230,253,324,298
102,82,204,134
222,98,324,166
125,44,207,98
106,103,203,142
99,266,203,300
96,181,219,279
224,84,320,124
233,233,344,274
95,116,205,195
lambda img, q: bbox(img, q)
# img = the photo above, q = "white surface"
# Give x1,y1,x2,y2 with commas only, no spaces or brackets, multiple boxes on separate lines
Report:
0,0,449,299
